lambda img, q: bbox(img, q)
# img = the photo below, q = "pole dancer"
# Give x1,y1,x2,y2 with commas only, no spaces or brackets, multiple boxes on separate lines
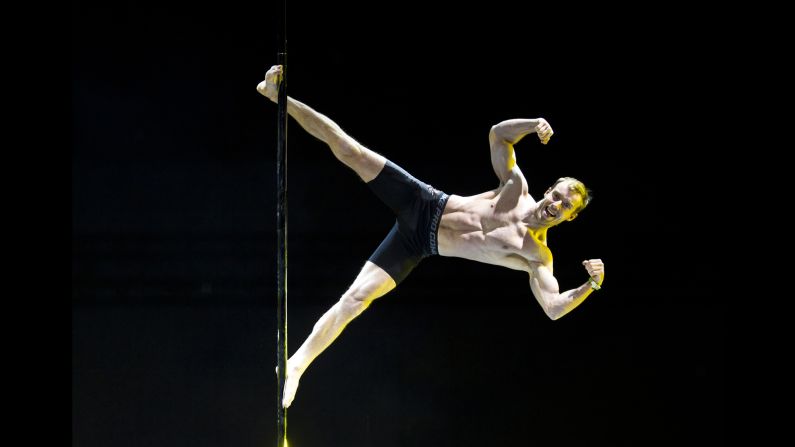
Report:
259,64,605,410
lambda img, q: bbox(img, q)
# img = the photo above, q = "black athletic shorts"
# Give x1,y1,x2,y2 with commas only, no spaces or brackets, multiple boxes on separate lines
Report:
366,160,449,284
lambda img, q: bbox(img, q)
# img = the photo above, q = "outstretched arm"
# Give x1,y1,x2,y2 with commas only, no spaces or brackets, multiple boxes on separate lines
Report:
528,259,604,320
488,118,553,186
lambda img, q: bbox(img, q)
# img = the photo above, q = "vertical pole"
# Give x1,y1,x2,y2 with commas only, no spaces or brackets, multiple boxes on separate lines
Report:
275,0,287,445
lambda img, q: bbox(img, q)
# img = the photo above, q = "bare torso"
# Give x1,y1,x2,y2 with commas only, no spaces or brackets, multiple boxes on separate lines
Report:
437,179,551,272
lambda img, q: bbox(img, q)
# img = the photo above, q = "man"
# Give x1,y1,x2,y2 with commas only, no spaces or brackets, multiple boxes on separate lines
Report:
257,65,604,408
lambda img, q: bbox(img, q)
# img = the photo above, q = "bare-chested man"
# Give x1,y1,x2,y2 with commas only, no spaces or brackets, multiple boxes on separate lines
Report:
257,65,605,408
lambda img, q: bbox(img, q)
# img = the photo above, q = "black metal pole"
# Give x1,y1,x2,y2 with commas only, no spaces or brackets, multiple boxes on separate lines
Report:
275,0,287,445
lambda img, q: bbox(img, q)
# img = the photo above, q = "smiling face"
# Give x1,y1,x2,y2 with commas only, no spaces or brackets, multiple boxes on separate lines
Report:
536,179,586,226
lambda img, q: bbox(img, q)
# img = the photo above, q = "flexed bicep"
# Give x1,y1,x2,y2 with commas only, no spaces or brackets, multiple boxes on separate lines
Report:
528,263,563,319
488,130,518,186
529,259,602,320
488,118,552,188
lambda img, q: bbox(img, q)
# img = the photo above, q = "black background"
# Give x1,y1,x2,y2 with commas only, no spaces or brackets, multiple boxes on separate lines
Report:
72,1,722,446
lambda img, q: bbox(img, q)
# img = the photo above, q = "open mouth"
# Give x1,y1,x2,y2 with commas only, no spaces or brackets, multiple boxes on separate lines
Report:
545,204,558,218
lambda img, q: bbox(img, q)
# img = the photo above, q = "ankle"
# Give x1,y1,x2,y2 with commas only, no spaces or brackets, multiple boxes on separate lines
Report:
286,359,306,376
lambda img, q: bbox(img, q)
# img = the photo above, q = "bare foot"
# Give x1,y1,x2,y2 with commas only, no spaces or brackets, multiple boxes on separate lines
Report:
256,65,282,102
275,362,303,408
282,369,302,408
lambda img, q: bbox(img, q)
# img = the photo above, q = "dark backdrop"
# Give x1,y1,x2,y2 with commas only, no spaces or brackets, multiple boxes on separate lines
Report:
72,1,722,446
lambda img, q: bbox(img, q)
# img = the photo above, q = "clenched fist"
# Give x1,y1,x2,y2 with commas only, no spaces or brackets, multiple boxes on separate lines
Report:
582,259,604,285
536,118,553,145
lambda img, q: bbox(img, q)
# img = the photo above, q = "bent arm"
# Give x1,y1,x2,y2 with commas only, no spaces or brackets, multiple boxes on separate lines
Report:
488,119,545,186
528,263,599,320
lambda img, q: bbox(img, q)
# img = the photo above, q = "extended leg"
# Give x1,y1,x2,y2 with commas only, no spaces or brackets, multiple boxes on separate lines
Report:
281,261,396,408
258,65,387,182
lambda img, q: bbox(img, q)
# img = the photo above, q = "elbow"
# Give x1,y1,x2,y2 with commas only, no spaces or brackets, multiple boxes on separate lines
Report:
541,296,565,320
489,125,502,142
489,125,500,144
544,306,563,321
490,125,509,144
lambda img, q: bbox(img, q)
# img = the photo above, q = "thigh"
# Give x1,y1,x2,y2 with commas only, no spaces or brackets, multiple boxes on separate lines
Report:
353,147,388,183
367,223,423,286
334,138,387,183
366,160,430,217
346,260,397,302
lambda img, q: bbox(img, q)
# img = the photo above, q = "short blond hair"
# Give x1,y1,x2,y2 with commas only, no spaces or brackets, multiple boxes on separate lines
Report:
553,177,592,216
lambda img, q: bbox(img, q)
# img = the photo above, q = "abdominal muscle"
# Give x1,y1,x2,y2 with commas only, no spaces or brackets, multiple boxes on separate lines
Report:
435,193,545,272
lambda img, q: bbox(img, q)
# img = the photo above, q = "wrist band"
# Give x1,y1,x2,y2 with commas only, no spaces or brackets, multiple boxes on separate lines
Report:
589,277,601,291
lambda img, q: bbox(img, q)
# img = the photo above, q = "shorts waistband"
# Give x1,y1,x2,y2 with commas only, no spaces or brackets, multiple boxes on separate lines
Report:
429,192,449,255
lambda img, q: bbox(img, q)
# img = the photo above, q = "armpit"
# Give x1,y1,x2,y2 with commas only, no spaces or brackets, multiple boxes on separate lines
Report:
502,253,534,272
527,257,553,276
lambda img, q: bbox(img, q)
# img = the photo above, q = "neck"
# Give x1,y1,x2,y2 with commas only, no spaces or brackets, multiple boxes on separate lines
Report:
522,204,552,234
526,223,548,245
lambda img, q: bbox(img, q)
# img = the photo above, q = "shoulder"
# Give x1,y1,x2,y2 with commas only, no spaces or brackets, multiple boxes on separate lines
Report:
505,166,529,193
521,237,553,273
493,169,530,201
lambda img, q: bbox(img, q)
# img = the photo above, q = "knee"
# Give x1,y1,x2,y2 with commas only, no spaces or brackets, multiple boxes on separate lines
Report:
330,136,363,160
340,288,372,316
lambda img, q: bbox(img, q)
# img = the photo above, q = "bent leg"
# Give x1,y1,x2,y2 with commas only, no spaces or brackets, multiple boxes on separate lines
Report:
282,261,396,408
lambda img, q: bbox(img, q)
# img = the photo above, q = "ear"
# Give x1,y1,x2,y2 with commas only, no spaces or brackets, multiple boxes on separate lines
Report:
567,213,578,221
